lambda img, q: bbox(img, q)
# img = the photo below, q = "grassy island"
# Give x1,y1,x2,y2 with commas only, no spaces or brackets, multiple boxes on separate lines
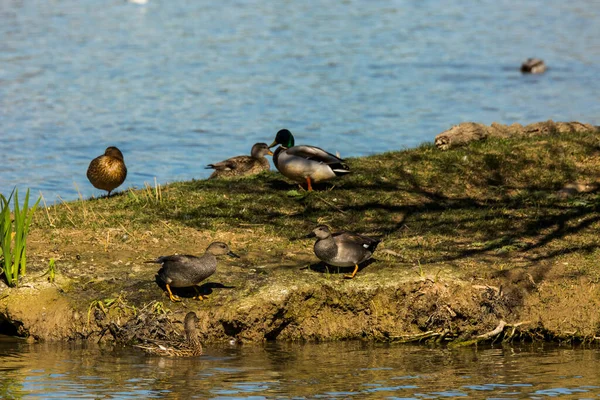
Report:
2,126,600,346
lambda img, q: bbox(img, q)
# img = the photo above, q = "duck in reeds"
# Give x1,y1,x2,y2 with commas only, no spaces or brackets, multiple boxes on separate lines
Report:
268,129,350,191
145,242,239,302
206,143,273,179
86,146,127,197
304,225,380,279
135,312,203,357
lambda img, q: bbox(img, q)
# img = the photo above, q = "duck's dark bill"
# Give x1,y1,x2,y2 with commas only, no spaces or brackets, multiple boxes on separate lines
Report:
227,251,240,258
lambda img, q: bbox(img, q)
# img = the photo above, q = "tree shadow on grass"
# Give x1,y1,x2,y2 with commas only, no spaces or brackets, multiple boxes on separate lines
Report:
164,133,600,298
303,259,377,278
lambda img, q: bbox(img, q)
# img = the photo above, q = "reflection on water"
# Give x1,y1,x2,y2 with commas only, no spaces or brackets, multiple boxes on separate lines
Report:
1,336,600,399
1,0,599,201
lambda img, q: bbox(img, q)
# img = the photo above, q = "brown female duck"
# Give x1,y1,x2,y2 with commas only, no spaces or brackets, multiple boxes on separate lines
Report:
135,312,203,357
206,142,273,179
86,146,127,196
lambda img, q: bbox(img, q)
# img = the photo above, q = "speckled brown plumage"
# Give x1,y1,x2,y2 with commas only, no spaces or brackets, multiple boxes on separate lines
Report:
135,312,203,357
206,143,272,179
86,146,127,196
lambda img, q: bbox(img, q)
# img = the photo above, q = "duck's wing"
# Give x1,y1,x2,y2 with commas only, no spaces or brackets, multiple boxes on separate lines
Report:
286,145,346,165
134,343,171,355
334,231,381,253
206,156,252,171
145,254,199,265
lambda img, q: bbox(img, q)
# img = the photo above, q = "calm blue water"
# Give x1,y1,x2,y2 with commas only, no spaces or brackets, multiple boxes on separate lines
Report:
2,338,600,399
1,0,599,201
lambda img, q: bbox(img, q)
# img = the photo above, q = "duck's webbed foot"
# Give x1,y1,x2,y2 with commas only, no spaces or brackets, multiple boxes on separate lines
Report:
193,286,207,300
344,264,359,279
166,284,182,302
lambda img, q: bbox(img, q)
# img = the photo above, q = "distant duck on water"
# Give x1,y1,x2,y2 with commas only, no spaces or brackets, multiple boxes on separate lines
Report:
206,143,273,179
135,312,203,357
268,129,350,191
86,146,127,197
521,58,546,74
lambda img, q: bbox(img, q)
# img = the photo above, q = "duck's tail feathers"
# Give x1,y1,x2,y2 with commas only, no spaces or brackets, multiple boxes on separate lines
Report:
205,164,216,170
365,240,381,254
330,162,351,176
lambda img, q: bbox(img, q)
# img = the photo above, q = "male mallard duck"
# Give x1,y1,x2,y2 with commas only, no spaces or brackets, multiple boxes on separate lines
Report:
135,312,203,357
145,242,239,302
206,143,272,179
304,225,380,279
86,146,127,197
268,129,350,191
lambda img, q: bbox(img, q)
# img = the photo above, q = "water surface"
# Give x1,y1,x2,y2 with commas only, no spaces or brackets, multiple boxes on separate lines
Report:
2,337,600,398
1,0,599,201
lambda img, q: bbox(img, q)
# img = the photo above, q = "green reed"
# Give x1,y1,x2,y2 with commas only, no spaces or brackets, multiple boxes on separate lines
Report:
0,189,41,287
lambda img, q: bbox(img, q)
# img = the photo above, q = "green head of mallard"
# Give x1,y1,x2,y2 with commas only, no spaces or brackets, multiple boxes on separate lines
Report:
269,129,295,149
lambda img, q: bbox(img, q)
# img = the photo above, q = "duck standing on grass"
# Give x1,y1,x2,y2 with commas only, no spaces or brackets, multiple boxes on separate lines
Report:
146,242,239,302
304,225,380,279
135,312,203,357
86,146,127,197
268,129,350,191
206,142,273,179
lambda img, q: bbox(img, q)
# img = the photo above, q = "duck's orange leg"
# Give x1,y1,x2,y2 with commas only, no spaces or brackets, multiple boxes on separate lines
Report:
344,264,359,279
305,177,313,191
166,284,181,302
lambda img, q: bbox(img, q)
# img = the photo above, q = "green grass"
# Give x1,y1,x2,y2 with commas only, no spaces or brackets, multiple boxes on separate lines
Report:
7,127,600,343
32,130,600,281
1,189,41,287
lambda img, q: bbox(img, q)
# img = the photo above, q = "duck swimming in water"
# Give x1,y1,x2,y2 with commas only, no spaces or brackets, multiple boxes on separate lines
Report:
135,312,203,357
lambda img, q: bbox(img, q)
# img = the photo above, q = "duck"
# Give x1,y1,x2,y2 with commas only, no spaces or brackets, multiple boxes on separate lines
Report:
268,129,350,191
206,143,273,179
521,58,546,74
304,225,380,279
86,146,127,197
135,312,203,357
145,242,239,302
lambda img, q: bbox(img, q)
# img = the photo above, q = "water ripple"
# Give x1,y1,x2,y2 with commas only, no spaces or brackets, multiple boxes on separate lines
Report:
1,0,599,201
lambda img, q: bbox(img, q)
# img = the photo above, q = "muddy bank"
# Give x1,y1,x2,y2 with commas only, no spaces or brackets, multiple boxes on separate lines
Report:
2,261,600,345
2,125,600,345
